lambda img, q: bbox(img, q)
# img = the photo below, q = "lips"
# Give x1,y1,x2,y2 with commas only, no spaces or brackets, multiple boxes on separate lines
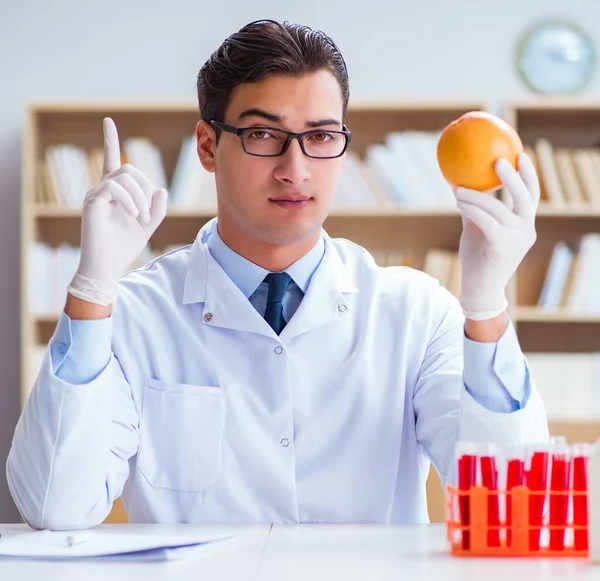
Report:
269,195,312,210
269,195,311,202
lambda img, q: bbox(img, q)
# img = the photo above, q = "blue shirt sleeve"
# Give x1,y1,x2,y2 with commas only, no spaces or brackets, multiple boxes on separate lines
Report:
462,319,530,413
50,311,113,385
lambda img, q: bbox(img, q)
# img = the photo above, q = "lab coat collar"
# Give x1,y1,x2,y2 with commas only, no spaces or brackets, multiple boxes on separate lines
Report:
207,222,325,298
182,218,358,338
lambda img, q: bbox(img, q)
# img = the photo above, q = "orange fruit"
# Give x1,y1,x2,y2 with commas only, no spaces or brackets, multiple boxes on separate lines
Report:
436,111,523,191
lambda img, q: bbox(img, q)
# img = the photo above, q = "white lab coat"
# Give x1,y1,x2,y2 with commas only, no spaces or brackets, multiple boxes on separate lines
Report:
7,224,548,529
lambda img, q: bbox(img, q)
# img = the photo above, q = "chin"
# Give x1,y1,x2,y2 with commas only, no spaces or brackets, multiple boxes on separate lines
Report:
254,220,322,246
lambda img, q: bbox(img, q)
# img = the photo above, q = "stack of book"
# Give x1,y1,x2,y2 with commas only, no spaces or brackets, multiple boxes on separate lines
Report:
537,234,600,314
364,130,456,209
39,138,169,208
526,140,600,208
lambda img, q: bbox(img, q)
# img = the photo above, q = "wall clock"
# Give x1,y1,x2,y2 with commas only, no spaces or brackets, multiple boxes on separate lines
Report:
516,20,596,95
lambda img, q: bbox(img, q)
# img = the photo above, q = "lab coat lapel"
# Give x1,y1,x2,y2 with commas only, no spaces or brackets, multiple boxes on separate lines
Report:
182,239,273,336
281,235,358,340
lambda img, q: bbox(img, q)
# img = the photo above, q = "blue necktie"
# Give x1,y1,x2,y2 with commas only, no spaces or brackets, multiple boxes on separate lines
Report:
263,272,292,335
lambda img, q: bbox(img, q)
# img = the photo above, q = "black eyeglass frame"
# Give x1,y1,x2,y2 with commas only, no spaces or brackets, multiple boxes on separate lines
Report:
209,120,352,159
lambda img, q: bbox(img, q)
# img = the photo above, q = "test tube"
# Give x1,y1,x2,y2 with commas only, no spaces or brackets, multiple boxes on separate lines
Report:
549,440,571,552
526,442,549,551
456,441,478,550
572,443,590,551
479,442,500,547
505,443,526,547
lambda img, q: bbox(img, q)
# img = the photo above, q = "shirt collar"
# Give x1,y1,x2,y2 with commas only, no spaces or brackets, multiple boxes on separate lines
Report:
206,220,325,298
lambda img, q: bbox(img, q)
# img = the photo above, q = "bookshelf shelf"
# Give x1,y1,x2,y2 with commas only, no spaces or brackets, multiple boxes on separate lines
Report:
536,205,600,218
515,307,600,323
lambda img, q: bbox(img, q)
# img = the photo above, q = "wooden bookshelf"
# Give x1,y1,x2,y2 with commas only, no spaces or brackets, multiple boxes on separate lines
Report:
505,100,600,355
22,99,600,526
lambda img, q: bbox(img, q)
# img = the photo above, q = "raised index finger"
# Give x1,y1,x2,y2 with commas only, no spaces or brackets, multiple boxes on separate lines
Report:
102,117,122,178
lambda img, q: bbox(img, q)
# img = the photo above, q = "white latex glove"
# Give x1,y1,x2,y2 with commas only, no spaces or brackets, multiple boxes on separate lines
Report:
67,118,168,306
455,153,540,321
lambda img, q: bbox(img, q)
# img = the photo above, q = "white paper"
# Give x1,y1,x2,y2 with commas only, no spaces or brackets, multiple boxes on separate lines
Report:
0,529,235,561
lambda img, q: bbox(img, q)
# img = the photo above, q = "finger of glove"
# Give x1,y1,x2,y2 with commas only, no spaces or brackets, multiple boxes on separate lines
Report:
455,187,514,227
453,193,472,228
102,117,122,178
110,164,154,202
146,188,168,233
495,157,535,220
92,180,140,219
456,200,503,247
518,152,541,211
112,173,151,223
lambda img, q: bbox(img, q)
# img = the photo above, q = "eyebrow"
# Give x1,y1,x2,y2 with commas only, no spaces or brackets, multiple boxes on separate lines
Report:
237,108,342,128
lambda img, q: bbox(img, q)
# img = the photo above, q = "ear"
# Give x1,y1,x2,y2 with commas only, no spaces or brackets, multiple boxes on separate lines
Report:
196,120,217,173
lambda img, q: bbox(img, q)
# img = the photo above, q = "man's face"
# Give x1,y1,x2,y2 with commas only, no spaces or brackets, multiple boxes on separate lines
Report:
201,70,346,247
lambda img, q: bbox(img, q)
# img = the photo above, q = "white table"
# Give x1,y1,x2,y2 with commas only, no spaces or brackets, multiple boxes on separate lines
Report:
0,523,598,580
260,524,598,581
0,523,270,580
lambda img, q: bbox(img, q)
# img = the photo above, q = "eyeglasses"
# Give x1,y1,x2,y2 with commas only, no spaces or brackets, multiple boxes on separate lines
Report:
210,120,352,159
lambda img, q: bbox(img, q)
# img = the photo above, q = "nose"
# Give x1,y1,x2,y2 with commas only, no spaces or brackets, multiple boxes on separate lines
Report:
273,137,311,186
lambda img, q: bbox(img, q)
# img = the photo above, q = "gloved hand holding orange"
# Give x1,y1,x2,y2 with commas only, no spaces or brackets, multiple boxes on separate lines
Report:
436,111,540,321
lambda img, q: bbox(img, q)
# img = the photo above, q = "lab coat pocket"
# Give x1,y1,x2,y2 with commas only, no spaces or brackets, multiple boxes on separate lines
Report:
138,378,226,493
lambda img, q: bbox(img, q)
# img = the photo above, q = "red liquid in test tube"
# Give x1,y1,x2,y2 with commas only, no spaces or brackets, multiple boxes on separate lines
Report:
505,444,525,548
456,442,477,550
526,444,548,551
572,443,590,551
480,443,500,547
549,441,571,551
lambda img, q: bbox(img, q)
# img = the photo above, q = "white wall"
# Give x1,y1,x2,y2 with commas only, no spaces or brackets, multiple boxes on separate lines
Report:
0,0,598,521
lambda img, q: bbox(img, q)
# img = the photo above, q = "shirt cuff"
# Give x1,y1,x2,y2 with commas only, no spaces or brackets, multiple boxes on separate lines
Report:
463,319,530,413
50,311,113,384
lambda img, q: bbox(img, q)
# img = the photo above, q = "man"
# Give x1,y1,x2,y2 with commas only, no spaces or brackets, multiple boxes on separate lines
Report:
8,19,547,530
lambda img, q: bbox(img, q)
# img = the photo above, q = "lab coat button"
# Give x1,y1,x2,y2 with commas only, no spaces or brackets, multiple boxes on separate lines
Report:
280,438,290,447
338,304,347,312
274,345,283,355
58,342,67,354
204,313,213,323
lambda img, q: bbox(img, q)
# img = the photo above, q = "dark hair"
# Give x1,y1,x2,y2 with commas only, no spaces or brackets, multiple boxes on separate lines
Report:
197,19,349,128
